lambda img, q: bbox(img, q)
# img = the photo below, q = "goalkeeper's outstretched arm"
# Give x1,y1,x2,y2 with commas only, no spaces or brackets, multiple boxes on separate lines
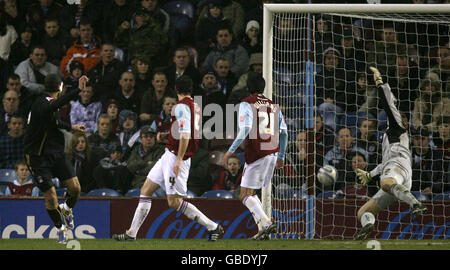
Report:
370,67,406,134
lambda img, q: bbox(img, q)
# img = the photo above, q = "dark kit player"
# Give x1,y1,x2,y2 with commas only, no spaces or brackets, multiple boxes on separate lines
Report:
24,74,87,243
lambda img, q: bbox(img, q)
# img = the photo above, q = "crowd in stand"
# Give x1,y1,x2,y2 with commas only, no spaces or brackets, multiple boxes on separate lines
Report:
0,0,448,199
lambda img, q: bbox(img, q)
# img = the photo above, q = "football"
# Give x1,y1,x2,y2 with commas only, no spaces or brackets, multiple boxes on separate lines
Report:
317,165,338,186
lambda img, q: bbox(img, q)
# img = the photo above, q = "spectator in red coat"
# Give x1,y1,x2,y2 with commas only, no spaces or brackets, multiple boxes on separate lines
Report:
212,155,242,196
4,160,39,197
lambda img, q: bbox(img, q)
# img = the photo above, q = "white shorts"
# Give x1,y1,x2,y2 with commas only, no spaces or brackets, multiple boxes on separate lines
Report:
373,159,412,210
241,153,278,190
147,148,191,196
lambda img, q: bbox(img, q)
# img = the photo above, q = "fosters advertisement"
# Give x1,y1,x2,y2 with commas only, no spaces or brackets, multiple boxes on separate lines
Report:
0,198,449,239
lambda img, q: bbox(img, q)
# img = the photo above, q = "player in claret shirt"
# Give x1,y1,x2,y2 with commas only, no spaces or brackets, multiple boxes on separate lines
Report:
113,75,224,242
222,74,288,240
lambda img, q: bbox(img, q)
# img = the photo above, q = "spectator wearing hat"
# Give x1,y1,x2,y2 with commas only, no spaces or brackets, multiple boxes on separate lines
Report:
410,127,446,195
127,125,165,189
195,1,230,61
163,47,202,91
60,17,102,78
14,45,62,94
196,67,227,111
64,60,85,94
40,17,73,67
118,109,140,159
231,52,262,92
8,26,35,68
87,43,127,102
104,98,120,135
93,143,133,195
70,80,102,135
114,6,168,68
213,57,237,98
315,46,345,110
202,25,249,78
242,20,262,56
139,0,170,34
198,0,245,40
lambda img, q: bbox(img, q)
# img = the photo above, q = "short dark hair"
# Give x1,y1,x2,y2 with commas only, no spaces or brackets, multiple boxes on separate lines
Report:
7,114,24,124
7,73,20,81
30,45,46,55
247,72,265,94
175,75,193,94
79,17,93,28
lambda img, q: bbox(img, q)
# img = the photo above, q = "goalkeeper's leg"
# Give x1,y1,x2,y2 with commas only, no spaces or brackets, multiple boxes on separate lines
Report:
355,199,381,240
381,178,427,216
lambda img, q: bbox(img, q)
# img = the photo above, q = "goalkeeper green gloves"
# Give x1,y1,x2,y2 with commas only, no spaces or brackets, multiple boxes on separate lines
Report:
369,66,383,87
356,169,371,186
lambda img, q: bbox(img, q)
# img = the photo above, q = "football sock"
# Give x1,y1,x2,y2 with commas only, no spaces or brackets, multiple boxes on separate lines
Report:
252,195,264,231
128,196,152,238
47,207,63,229
65,191,79,209
389,184,419,207
360,212,375,227
178,201,217,231
242,195,270,227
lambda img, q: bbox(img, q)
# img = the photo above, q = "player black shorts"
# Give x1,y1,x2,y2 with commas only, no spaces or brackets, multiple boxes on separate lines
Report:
27,152,76,193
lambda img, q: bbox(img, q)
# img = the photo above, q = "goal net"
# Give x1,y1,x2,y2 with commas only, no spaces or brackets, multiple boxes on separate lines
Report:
263,4,450,240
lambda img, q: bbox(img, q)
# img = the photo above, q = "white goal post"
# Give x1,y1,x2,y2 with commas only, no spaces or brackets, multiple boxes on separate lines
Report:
263,3,450,240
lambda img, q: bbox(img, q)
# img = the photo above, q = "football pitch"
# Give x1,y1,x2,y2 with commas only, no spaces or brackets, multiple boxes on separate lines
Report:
0,239,449,250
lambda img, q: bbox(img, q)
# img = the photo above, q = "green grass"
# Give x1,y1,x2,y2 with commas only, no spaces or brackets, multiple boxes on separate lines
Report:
0,239,449,250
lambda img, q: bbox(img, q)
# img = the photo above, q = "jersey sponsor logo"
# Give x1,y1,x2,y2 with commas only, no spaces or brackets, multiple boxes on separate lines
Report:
179,119,186,129
240,114,246,123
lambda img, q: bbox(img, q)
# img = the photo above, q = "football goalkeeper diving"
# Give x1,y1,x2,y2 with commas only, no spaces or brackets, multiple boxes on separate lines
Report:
354,67,427,241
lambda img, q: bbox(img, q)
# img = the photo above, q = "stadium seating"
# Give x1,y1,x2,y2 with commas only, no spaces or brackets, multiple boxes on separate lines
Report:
432,192,450,201
411,191,430,201
201,190,236,199
186,190,197,198
0,169,17,185
87,188,121,197
339,111,375,137
153,187,167,198
316,191,337,199
56,188,67,197
125,188,141,197
0,184,8,195
209,150,225,167
162,1,194,30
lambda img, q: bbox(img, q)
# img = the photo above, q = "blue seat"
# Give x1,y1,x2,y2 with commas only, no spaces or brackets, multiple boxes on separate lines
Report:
125,188,141,197
317,103,344,132
340,111,375,137
186,190,197,198
87,188,121,197
316,191,336,199
162,1,194,30
153,187,167,198
433,192,450,201
0,184,8,195
201,190,236,199
411,191,430,201
56,188,67,197
0,169,17,184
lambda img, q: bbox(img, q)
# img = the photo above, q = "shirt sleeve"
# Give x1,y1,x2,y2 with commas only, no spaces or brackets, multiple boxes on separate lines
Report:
238,102,253,129
279,110,287,131
174,103,191,133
